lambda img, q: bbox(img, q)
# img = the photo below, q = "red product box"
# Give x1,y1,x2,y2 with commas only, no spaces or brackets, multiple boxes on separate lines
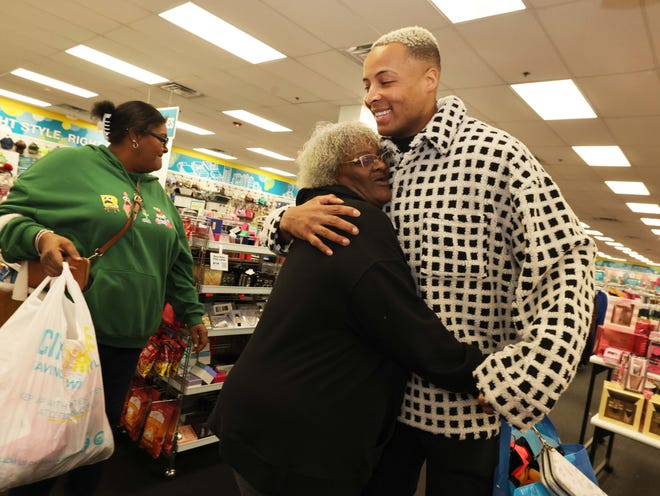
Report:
595,324,636,356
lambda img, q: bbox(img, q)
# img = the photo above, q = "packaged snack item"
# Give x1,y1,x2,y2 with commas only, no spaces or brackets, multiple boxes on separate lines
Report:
176,424,198,445
136,335,161,378
153,338,174,377
139,399,180,458
119,376,146,428
123,386,159,441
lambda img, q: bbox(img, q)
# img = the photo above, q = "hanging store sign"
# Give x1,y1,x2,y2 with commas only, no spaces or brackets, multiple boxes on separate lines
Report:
168,151,297,198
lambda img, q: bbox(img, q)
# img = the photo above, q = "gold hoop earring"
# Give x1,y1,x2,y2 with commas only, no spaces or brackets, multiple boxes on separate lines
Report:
131,140,139,149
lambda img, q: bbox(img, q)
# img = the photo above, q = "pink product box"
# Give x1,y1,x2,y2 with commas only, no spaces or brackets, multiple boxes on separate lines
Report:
648,342,660,375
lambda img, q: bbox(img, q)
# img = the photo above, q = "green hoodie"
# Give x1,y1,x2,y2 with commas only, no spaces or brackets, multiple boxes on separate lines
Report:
0,145,204,348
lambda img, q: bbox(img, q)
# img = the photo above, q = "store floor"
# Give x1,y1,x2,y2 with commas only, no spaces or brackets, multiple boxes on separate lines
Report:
3,365,657,496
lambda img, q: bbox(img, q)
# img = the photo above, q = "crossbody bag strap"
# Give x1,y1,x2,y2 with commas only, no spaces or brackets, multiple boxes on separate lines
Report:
88,182,142,261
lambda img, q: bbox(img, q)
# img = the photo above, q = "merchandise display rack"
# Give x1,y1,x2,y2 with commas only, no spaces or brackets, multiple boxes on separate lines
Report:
589,414,660,475
581,355,660,477
159,239,278,477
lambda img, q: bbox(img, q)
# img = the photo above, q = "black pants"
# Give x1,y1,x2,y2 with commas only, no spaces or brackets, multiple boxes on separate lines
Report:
363,421,500,496
9,344,141,496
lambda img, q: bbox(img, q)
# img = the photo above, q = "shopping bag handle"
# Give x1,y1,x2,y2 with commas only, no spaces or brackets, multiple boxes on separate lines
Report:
492,420,512,496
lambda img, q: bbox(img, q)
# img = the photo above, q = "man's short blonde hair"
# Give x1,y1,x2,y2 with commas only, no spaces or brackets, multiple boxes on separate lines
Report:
372,26,441,69
296,121,380,189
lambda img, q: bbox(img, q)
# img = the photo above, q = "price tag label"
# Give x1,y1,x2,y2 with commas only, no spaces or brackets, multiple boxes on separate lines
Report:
210,252,228,271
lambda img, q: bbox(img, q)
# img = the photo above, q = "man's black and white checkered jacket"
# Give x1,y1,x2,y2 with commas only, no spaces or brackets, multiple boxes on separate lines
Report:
261,96,596,440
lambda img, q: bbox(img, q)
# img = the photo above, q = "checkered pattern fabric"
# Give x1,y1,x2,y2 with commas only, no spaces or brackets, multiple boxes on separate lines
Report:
262,96,596,440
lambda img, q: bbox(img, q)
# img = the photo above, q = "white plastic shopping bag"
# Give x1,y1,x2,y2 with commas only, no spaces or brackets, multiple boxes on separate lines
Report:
0,262,114,491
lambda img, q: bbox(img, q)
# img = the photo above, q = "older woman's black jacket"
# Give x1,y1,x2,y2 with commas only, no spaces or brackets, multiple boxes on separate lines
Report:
214,185,484,495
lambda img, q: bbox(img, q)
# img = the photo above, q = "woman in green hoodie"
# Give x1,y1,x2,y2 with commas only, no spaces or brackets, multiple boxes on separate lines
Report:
0,100,208,495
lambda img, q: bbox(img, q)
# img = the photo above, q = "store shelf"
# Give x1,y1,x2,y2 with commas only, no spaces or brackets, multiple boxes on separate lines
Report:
176,435,219,453
208,241,274,255
591,414,660,449
209,326,256,337
163,377,224,395
199,285,272,295
590,354,660,383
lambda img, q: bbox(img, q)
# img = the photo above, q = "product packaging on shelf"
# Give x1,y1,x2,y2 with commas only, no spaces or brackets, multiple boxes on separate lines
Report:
647,331,660,375
598,380,645,431
641,394,660,439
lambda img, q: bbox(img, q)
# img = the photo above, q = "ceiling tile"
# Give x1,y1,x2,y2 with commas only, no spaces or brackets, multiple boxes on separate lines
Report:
538,0,654,76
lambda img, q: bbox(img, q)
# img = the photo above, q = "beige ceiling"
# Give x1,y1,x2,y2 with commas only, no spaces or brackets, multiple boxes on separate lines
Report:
1,0,660,261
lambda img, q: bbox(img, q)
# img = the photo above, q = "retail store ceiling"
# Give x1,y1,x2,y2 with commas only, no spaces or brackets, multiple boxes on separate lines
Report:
1,0,659,261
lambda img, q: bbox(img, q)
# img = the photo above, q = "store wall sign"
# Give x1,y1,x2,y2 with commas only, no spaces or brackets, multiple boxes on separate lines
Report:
596,259,660,275
169,151,297,198
0,103,105,147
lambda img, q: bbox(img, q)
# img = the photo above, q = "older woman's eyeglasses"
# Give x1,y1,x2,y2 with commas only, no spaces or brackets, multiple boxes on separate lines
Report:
144,130,169,146
342,152,388,168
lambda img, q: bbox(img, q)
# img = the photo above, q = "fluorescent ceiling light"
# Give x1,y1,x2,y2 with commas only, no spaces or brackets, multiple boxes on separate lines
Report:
572,146,630,167
595,236,614,241
605,241,624,247
194,148,236,160
511,79,596,120
430,0,525,23
605,181,650,195
652,229,660,236
260,166,296,178
0,88,50,107
177,121,214,135
641,218,660,227
160,2,285,64
579,222,590,228
247,148,294,161
584,229,603,236
65,45,167,85
11,68,97,98
223,110,291,132
627,202,660,214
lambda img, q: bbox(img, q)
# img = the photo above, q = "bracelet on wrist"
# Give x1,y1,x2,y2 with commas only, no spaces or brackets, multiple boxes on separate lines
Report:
34,229,54,255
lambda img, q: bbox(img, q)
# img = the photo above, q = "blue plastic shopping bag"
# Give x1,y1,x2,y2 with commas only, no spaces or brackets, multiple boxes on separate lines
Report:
493,416,600,496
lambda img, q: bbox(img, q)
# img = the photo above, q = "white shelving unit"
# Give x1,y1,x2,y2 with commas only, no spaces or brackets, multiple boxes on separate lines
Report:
163,377,225,396
589,413,660,476
208,241,274,255
176,434,220,453
591,414,660,449
199,285,272,295
208,326,256,337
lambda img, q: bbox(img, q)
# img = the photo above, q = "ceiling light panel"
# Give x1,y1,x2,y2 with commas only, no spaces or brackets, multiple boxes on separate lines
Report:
223,110,291,132
430,0,525,23
65,45,168,85
260,167,296,178
11,68,97,98
604,181,650,195
641,218,660,227
194,148,236,160
159,2,286,64
572,146,630,167
247,148,294,161
177,121,214,135
511,79,596,120
0,88,50,107
626,203,660,214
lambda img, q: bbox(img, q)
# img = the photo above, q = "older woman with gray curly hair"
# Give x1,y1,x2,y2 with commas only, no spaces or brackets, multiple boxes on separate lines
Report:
214,121,484,496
